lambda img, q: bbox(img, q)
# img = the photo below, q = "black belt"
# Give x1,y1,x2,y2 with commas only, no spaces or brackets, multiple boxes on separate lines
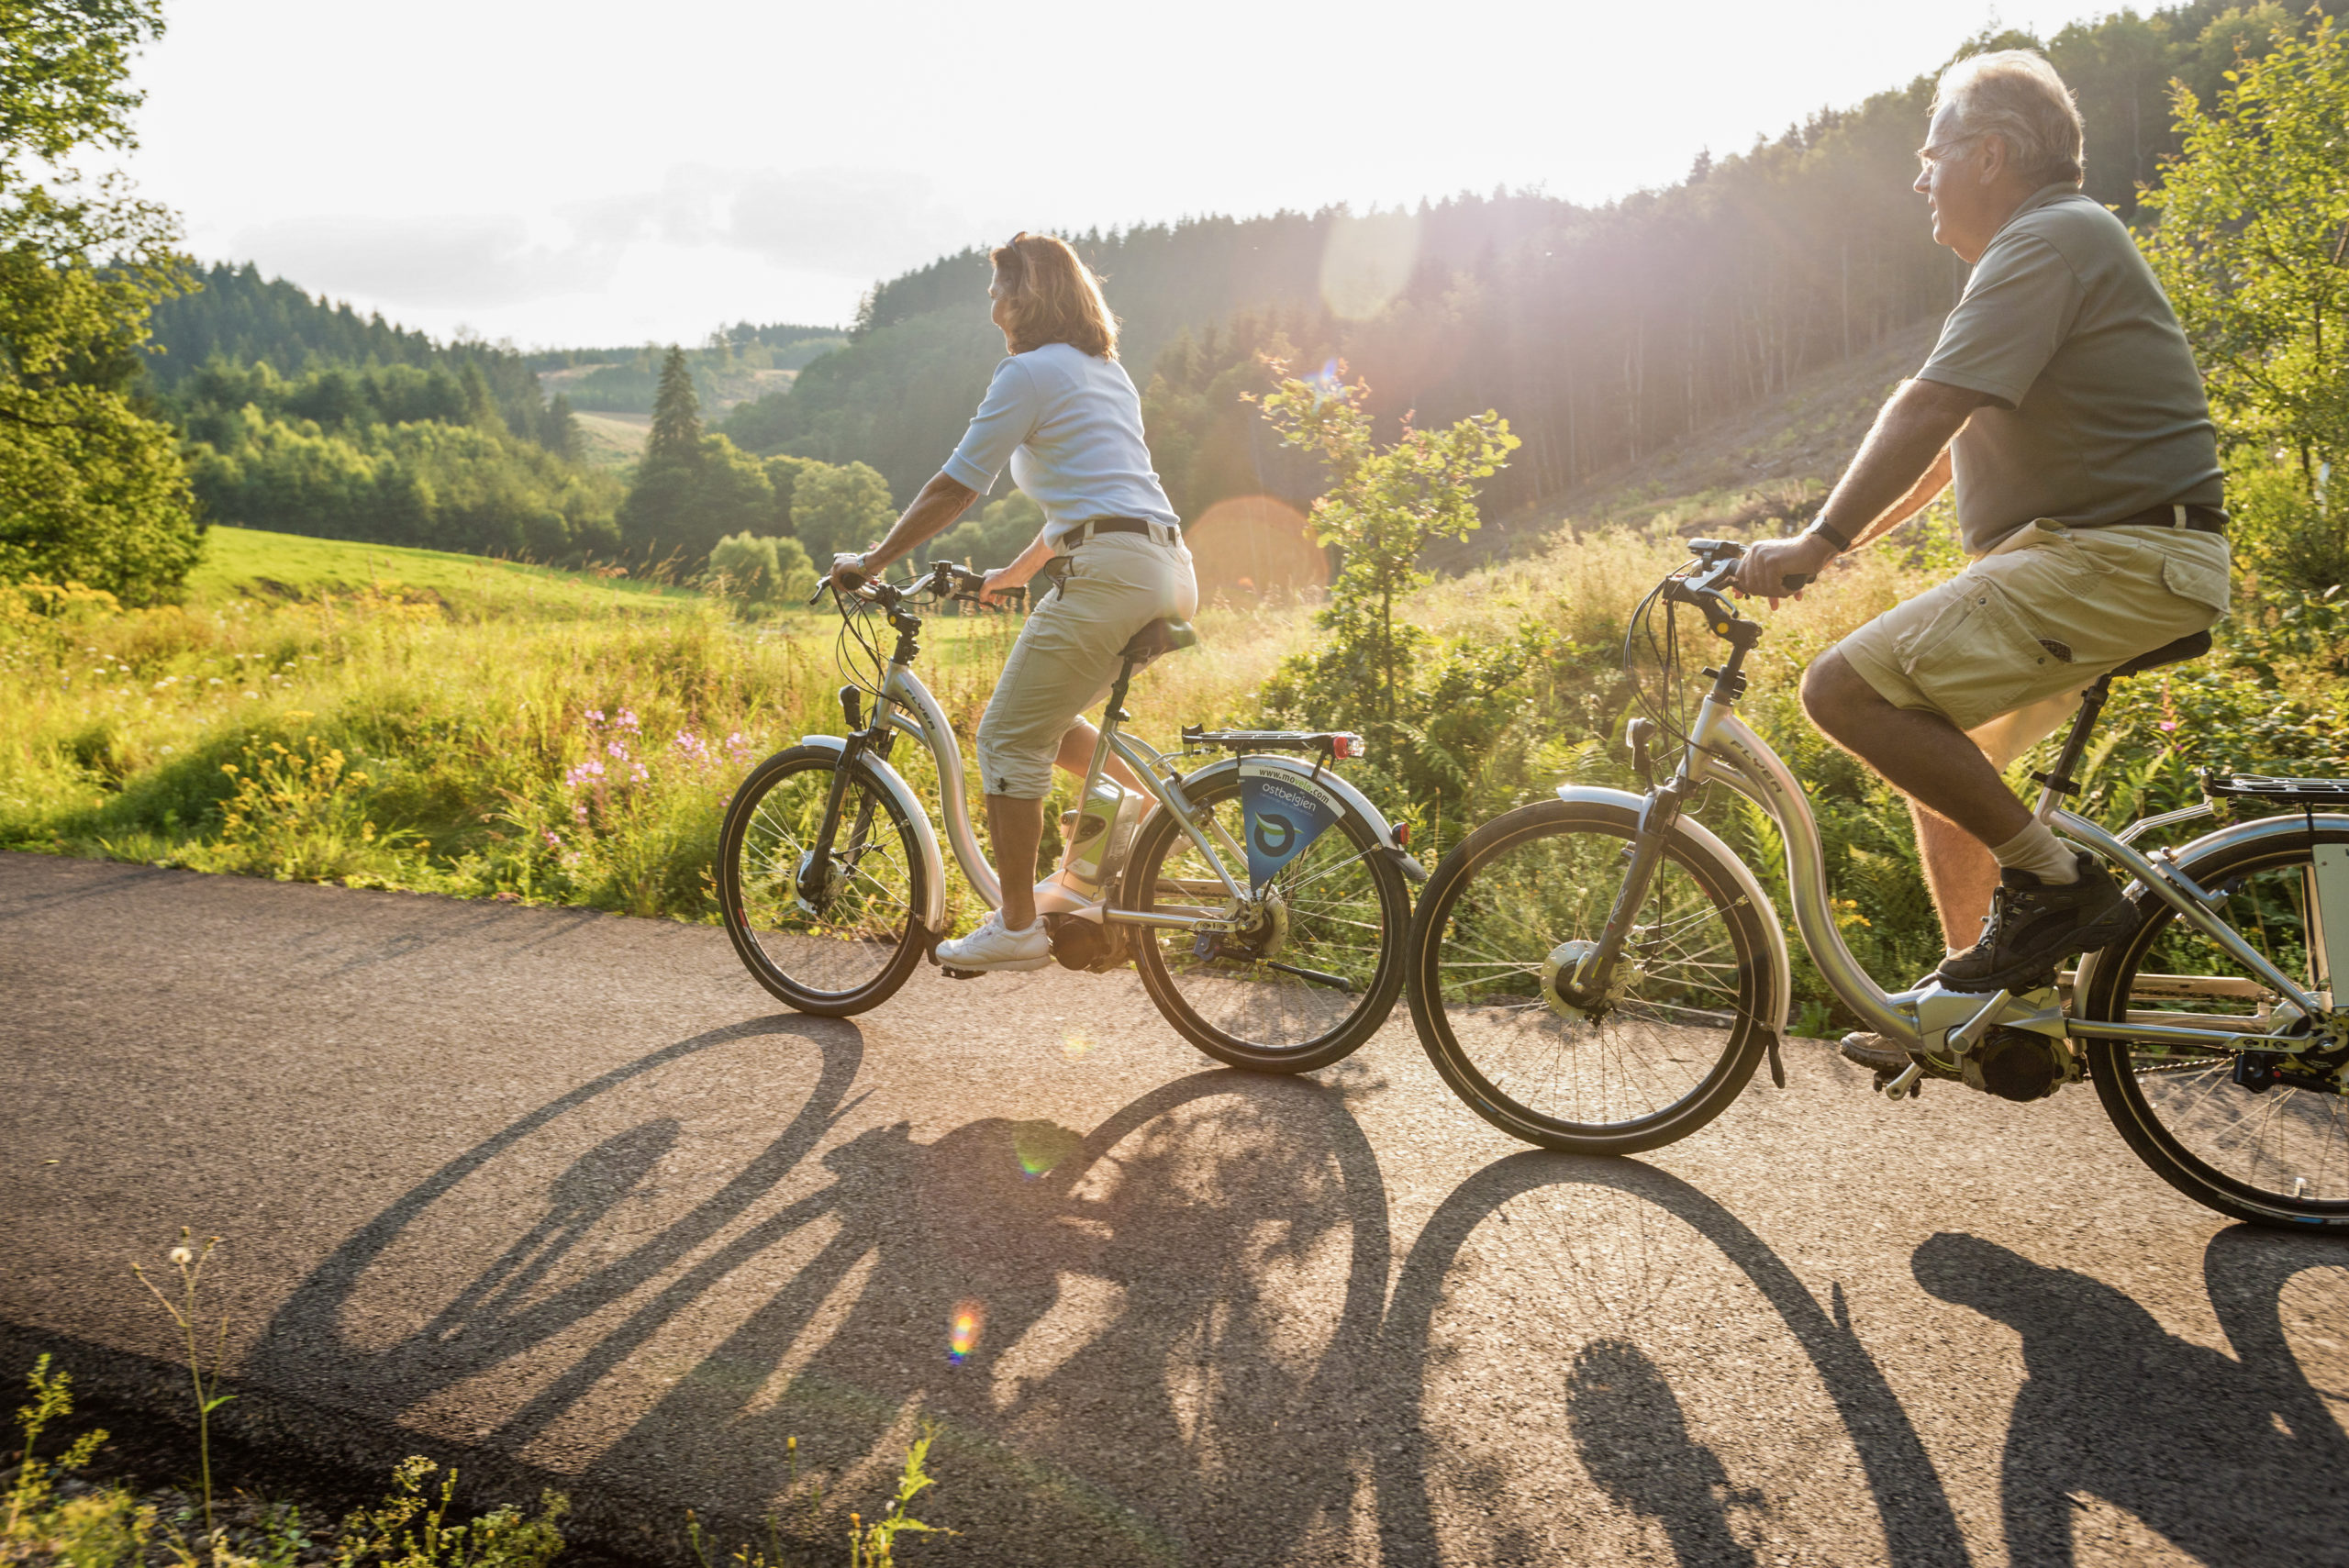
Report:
2074,503,2227,536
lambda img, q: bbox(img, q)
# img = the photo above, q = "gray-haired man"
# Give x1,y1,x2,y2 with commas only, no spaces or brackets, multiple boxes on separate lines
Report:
1732,50,2231,1072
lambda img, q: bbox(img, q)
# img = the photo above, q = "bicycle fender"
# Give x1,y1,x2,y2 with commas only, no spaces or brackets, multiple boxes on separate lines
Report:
1555,784,1794,1050
2072,808,2349,1006
796,734,949,942
1178,755,1428,883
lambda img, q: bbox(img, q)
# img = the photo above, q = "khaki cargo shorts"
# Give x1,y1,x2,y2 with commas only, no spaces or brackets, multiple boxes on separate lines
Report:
1839,521,2232,771
976,531,1198,800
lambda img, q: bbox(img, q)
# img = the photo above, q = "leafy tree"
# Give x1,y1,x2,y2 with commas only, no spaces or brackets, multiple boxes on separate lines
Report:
927,489,1041,568
615,354,796,570
2143,10,2349,589
705,528,816,608
1256,363,1518,735
789,459,896,562
0,0,200,603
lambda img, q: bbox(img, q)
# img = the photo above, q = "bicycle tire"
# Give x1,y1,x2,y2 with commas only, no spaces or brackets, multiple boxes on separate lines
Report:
718,745,930,1018
2077,819,2349,1229
1405,798,1770,1153
1123,766,1411,1073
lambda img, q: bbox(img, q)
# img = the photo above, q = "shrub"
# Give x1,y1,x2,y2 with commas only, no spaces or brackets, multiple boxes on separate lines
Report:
705,531,817,610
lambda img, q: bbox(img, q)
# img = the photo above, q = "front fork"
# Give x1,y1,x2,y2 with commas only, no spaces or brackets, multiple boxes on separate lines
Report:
797,685,889,908
1567,771,1696,1009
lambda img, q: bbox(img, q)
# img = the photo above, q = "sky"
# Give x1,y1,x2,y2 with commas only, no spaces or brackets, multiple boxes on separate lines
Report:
120,0,2119,350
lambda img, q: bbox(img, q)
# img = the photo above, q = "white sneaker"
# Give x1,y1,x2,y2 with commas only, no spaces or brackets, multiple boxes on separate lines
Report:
935,910,1052,973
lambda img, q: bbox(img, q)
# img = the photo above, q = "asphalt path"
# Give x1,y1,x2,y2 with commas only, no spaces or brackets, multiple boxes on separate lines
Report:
4,851,2346,1567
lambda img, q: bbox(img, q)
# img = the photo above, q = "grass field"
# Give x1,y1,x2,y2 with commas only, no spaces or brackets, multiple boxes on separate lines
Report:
185,526,688,617
0,525,1299,933
5,518,2340,1026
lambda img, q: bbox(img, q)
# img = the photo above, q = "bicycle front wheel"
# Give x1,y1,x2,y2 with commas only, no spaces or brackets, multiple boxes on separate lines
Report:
718,745,930,1017
1123,769,1410,1073
2077,819,2349,1229
1406,799,1771,1153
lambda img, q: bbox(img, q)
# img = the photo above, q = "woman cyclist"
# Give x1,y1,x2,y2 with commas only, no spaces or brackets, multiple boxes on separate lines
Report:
827,232,1197,973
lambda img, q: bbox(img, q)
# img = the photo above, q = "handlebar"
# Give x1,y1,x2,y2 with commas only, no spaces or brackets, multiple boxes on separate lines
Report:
811,558,995,610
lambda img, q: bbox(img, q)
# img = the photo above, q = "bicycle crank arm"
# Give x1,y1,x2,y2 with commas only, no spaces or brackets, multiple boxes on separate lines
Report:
1260,961,1357,994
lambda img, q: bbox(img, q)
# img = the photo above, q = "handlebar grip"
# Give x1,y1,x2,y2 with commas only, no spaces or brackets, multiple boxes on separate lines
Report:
1780,573,1814,592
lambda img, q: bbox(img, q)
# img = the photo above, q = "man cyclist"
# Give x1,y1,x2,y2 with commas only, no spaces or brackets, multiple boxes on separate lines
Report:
1731,50,2232,1073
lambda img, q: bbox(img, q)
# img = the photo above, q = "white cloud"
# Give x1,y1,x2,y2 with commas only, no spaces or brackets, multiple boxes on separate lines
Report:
234,167,977,323
723,168,977,277
231,212,623,310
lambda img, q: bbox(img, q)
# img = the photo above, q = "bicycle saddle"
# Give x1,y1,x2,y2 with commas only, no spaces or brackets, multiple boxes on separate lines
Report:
2111,629,2211,678
1120,618,1198,668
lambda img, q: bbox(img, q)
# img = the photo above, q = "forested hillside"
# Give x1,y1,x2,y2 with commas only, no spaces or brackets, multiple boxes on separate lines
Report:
143,264,623,562
147,262,578,453
720,0,2343,528
531,325,847,417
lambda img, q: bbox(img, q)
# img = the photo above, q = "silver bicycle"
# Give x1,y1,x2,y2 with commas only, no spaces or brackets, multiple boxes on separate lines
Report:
1406,538,2349,1230
718,561,1422,1073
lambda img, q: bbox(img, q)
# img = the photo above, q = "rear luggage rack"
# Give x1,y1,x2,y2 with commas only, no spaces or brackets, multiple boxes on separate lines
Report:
2201,771,2349,806
1183,725,1367,761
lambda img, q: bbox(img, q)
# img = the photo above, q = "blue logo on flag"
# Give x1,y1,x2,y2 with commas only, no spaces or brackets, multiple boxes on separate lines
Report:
1240,772,1340,887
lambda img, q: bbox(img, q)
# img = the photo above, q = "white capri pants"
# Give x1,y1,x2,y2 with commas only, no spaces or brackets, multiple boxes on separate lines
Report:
975,530,1198,800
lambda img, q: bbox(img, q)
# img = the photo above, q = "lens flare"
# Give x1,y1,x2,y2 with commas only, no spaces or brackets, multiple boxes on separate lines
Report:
1062,1029,1095,1062
1012,1118,1084,1178
948,1300,984,1364
1319,209,1422,321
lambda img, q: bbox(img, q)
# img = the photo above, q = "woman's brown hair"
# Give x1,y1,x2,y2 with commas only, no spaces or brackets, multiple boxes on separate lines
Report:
991,232,1119,359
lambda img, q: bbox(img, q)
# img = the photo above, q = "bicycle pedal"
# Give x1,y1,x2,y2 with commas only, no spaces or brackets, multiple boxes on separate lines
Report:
940,966,987,981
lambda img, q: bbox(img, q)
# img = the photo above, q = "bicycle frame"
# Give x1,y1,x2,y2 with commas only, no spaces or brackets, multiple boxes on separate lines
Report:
1595,549,2341,1069
869,658,1252,927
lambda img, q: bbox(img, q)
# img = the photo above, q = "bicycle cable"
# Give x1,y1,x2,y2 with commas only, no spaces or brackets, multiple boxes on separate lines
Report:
1619,561,1700,753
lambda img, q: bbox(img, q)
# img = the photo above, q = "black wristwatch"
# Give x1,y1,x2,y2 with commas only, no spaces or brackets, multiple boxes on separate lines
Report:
1804,517,1853,553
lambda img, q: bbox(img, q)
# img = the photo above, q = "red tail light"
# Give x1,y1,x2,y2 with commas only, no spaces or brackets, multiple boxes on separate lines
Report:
1331,732,1366,760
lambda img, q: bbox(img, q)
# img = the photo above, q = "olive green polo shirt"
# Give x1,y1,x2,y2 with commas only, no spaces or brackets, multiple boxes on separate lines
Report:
1918,183,2223,555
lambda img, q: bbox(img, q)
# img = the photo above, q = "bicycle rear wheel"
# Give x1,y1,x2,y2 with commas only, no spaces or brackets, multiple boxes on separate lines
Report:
1124,769,1409,1073
719,745,930,1017
2077,820,2349,1229
1406,798,1770,1153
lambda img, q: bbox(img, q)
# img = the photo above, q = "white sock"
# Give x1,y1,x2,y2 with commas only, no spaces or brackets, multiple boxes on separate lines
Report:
1989,819,2079,884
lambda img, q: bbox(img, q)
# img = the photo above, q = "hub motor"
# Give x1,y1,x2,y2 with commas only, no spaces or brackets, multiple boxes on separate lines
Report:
1543,938,1644,1019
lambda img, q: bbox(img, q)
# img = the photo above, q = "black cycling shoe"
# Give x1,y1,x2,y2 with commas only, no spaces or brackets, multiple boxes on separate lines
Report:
1935,851,2134,993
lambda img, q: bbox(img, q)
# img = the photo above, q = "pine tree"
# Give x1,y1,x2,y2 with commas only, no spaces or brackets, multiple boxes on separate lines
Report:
646,346,702,469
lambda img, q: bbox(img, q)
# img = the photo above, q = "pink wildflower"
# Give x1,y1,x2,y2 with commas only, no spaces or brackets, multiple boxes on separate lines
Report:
585,708,606,725
614,708,640,733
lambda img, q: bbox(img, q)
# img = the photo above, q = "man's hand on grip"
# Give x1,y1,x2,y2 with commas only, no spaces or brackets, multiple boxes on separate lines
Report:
1733,534,1835,606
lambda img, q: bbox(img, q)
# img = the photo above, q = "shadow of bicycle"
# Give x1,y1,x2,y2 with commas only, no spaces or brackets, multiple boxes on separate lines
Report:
252,1025,1393,1566
1375,1151,1972,1568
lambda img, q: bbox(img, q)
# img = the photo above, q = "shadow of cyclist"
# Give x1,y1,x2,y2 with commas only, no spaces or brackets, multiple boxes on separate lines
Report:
1911,1229,2349,1566
1570,1338,1765,1567
1378,1151,1969,1568
564,1069,1392,1566
248,1013,862,1418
